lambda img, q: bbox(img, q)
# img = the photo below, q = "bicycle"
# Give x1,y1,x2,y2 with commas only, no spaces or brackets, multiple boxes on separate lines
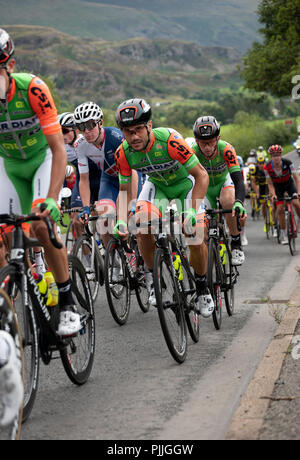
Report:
104,229,150,326
72,214,105,302
249,190,261,220
260,194,276,240
0,288,24,440
206,201,241,330
282,195,298,256
0,211,95,423
138,209,200,364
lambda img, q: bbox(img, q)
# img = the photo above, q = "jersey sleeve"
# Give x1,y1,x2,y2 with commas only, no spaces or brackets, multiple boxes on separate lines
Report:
28,77,61,136
75,139,89,174
115,144,132,185
167,132,199,171
223,144,241,173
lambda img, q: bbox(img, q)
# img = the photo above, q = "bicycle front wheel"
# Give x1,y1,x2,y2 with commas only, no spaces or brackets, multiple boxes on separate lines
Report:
153,248,187,364
104,238,130,325
207,239,223,330
287,210,297,256
60,255,95,385
180,256,200,343
0,289,24,440
0,265,39,424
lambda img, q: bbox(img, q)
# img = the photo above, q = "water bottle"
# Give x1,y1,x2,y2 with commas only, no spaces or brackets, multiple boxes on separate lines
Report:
33,272,52,306
44,272,59,307
172,252,183,281
219,242,227,265
127,251,137,273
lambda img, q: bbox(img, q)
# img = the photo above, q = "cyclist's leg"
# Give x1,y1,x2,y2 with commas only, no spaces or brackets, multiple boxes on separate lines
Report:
219,176,245,265
30,150,80,335
183,177,214,318
96,173,118,248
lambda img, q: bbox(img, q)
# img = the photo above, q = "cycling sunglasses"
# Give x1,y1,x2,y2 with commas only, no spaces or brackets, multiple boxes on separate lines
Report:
62,127,74,135
76,120,97,132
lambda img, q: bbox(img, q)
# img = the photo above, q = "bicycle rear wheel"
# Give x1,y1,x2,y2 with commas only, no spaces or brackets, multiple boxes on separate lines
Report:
60,255,95,385
0,289,24,440
0,265,39,424
104,238,130,325
153,248,187,364
207,239,223,330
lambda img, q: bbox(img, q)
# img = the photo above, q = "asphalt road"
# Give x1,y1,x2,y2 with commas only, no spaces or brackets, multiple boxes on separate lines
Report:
21,149,300,440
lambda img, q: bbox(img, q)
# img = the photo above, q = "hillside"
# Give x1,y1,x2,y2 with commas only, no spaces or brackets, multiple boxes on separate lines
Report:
5,25,243,108
1,0,260,52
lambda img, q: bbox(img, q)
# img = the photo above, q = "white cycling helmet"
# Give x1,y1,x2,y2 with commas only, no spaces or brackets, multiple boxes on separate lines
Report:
73,101,103,124
59,112,76,128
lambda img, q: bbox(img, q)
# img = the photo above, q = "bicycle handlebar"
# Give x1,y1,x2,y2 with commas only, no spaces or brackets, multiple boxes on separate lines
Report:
0,209,63,250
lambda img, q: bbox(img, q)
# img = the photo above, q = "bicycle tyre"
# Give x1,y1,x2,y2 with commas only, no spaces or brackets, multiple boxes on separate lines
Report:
131,239,149,313
0,265,39,424
207,239,223,330
72,235,104,302
180,255,200,343
288,210,297,256
153,248,187,364
60,255,95,385
104,238,130,325
223,242,235,316
265,205,271,239
0,288,24,440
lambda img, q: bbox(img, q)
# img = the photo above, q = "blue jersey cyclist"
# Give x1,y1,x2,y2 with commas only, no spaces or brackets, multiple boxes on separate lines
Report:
73,101,141,248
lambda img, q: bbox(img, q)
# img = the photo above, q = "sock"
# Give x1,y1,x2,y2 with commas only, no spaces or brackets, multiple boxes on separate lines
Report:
231,234,241,249
56,279,74,307
195,274,207,293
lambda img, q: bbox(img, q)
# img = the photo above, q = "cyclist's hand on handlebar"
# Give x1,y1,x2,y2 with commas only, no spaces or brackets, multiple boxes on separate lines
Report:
37,198,61,223
78,206,90,223
232,201,247,220
183,208,197,237
113,220,129,241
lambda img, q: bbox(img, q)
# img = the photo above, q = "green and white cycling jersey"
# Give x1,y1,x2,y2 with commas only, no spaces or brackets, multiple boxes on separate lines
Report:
115,127,204,214
0,72,61,214
190,139,241,209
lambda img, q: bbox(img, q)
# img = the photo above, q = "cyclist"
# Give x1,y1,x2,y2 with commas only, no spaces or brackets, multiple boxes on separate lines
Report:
191,116,247,266
0,330,23,427
250,154,276,235
265,144,300,244
0,28,80,337
257,145,268,160
59,112,101,243
246,149,257,166
114,98,215,318
73,101,141,249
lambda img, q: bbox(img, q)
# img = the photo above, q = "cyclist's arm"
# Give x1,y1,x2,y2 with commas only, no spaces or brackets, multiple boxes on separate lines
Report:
78,172,91,207
28,76,66,202
267,178,276,198
223,145,245,203
167,133,209,205
251,175,259,196
115,144,133,225
188,163,209,211
292,172,300,194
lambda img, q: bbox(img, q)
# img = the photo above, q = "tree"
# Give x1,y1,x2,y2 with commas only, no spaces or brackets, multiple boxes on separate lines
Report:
242,0,300,98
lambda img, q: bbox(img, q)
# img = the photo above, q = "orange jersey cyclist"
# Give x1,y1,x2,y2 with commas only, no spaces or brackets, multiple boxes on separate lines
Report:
114,98,216,318
190,116,247,266
0,29,81,337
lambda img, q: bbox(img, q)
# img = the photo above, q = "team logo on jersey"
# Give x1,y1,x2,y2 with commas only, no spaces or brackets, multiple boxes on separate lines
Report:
0,115,39,133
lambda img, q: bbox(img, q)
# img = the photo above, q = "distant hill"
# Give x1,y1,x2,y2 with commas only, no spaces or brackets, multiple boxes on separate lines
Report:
5,25,243,108
1,0,260,52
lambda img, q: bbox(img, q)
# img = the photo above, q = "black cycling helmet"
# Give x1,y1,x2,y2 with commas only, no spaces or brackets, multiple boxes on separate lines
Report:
193,116,220,140
115,98,152,129
0,29,14,67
